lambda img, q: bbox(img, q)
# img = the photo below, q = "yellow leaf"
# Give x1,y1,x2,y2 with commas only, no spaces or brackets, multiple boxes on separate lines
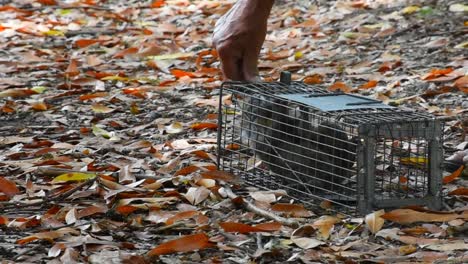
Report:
31,86,47,94
100,76,129,82
454,41,468,49
148,52,194,60
400,156,428,166
401,5,420,14
51,172,96,183
91,103,114,113
43,30,65,37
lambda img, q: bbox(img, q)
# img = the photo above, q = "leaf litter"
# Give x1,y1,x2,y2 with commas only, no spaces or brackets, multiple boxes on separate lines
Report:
0,0,467,263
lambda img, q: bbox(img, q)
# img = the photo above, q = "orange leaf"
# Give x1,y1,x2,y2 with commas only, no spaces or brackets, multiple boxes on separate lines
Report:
303,75,322,84
0,25,9,31
113,47,138,59
271,203,313,217
219,222,261,233
116,205,139,216
37,0,57,5
195,49,217,69
150,0,165,8
65,59,79,77
226,143,240,150
359,80,378,89
443,165,464,184
0,216,8,225
200,170,237,182
147,233,212,256
31,102,48,111
0,176,20,197
171,69,197,78
79,92,108,101
165,210,200,225
123,88,147,99
448,187,468,196
328,82,351,93
422,68,454,80
174,165,200,176
75,39,103,48
378,61,401,73
191,123,218,130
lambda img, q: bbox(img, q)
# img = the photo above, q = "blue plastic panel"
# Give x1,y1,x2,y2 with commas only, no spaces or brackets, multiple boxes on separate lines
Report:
277,93,394,112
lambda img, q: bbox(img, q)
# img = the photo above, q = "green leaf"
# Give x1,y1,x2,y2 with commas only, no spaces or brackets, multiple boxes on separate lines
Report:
51,172,96,183
43,30,65,37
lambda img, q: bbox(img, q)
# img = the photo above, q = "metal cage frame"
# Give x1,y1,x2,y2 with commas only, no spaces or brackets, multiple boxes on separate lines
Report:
217,80,443,215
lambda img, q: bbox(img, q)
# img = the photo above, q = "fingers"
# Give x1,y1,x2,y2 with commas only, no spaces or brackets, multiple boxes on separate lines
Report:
242,50,261,82
217,44,244,81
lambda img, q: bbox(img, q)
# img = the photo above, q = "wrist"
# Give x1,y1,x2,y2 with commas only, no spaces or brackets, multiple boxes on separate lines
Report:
238,0,274,18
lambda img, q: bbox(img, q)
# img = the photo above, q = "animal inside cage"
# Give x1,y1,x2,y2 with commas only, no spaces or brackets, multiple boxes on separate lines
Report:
217,73,443,215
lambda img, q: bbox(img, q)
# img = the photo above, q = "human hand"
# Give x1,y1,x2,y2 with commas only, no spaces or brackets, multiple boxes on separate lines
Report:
213,0,274,81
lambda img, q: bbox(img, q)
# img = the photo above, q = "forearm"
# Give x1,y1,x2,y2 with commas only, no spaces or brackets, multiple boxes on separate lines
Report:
234,0,274,19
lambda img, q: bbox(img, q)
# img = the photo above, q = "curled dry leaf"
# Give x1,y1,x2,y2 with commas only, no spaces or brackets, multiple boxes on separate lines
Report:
443,165,464,184
365,209,385,234
311,216,341,240
291,225,324,249
147,233,212,256
184,186,210,205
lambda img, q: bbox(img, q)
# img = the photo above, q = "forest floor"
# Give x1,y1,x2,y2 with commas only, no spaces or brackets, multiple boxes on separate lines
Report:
0,0,467,263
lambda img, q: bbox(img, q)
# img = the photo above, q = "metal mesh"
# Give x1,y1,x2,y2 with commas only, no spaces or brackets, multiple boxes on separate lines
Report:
217,81,443,215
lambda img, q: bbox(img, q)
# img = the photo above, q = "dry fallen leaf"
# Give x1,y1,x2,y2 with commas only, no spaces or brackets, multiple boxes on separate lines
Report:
365,210,385,234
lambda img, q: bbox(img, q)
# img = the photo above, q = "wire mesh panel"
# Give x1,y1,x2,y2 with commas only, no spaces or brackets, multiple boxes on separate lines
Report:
217,79,443,215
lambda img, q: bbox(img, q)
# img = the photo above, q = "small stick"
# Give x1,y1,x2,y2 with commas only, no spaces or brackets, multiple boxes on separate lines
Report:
223,185,300,228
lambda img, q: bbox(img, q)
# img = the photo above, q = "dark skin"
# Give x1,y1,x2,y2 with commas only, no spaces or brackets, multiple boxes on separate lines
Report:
212,0,274,81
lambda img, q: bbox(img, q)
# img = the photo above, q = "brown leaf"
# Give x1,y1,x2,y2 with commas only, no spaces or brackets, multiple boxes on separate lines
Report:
190,122,218,130
328,82,351,93
165,210,200,225
271,203,313,217
448,187,468,196
0,176,20,197
382,209,468,224
16,227,79,244
443,165,464,184
219,222,281,233
200,170,238,182
65,59,79,77
422,68,454,80
147,233,212,256
174,165,200,176
311,216,340,240
453,75,468,94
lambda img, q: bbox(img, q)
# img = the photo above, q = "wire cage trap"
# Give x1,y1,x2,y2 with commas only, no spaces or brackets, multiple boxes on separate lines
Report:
217,73,443,215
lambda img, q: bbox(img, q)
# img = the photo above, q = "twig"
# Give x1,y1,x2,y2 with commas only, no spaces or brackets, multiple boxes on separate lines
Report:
13,244,43,261
223,185,300,228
